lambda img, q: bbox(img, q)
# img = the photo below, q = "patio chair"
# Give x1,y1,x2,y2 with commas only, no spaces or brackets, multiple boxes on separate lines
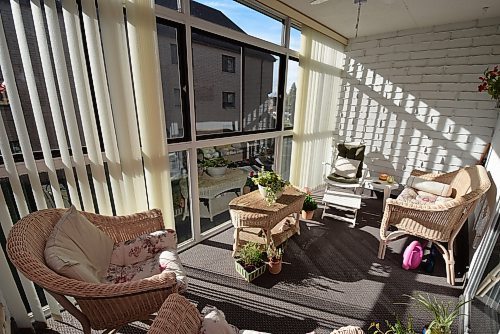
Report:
323,141,367,194
378,165,491,285
7,208,183,334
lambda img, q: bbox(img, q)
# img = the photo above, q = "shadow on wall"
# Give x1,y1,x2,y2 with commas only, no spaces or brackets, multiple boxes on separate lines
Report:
333,57,497,183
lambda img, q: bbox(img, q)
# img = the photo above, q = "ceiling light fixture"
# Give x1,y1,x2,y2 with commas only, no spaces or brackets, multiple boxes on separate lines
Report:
354,0,367,38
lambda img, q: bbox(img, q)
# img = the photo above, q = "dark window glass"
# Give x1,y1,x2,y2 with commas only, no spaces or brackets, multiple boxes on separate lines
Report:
170,44,178,64
157,21,188,140
281,136,292,181
155,0,179,10
9,140,21,154
192,31,241,135
284,58,298,129
222,55,235,73
242,48,280,132
168,151,192,243
222,92,235,108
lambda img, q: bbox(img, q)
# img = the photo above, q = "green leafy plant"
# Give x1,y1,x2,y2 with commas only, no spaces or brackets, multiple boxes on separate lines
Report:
478,65,500,106
252,167,289,205
200,156,228,168
369,317,416,334
238,242,264,270
302,193,318,211
407,294,468,334
267,242,284,262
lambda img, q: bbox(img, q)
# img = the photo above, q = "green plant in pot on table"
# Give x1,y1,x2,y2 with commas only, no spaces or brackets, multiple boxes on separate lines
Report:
252,167,289,205
235,242,266,282
302,193,318,219
201,156,229,177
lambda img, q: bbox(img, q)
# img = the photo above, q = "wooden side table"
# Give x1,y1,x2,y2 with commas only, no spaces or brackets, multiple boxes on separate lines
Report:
364,177,399,209
229,186,306,257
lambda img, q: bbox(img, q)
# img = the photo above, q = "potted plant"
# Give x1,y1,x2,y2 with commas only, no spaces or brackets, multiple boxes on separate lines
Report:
478,65,500,108
252,167,289,205
267,243,284,275
369,317,416,334
235,242,266,282
302,193,318,219
408,294,468,334
201,156,229,177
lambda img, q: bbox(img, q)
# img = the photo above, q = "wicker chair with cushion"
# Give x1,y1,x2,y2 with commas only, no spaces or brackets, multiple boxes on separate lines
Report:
7,208,184,334
378,165,491,285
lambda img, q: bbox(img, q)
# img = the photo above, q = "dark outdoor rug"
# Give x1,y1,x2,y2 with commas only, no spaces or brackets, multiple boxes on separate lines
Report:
40,192,499,334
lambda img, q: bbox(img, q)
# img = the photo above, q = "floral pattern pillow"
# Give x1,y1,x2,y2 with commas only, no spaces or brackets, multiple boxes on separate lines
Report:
397,187,452,204
110,229,177,266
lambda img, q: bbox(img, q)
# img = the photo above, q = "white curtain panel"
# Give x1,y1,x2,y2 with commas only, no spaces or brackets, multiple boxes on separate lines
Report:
290,26,345,189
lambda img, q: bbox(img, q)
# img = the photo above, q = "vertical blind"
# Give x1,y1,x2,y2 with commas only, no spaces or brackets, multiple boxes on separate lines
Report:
0,0,173,325
290,26,344,189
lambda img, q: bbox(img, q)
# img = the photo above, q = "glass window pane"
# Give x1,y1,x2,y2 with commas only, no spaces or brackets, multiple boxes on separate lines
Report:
197,138,277,233
157,22,185,140
290,26,301,51
281,136,292,181
284,58,298,129
192,32,241,135
169,151,192,243
155,0,179,10
190,0,283,45
243,48,279,132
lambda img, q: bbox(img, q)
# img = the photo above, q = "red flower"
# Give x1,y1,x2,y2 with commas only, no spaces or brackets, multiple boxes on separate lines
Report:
0,82,5,93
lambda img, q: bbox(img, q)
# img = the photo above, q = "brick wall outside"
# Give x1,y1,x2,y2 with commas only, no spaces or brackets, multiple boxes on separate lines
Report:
335,17,500,182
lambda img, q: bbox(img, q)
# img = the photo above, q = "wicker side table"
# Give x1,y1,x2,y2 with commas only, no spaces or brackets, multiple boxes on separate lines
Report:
229,186,305,257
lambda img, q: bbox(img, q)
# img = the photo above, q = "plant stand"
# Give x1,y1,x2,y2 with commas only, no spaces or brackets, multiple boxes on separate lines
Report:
235,260,266,282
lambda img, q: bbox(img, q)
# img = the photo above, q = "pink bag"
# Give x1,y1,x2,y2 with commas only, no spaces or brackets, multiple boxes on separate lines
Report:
402,240,423,270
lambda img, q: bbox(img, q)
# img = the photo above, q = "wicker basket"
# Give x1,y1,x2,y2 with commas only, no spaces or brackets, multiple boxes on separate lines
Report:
235,260,266,282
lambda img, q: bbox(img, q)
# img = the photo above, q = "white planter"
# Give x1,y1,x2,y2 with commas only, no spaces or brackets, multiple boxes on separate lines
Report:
258,185,283,203
206,166,227,177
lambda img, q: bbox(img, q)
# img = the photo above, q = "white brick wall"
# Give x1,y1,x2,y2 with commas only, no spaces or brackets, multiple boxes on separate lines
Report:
335,18,500,182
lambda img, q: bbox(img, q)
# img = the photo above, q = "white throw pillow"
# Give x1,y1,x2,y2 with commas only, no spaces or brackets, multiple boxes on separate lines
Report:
200,308,238,334
406,176,452,197
44,206,114,282
333,158,360,179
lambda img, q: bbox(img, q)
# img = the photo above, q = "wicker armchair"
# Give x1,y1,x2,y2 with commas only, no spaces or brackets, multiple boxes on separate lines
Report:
7,208,180,334
148,293,202,334
378,165,490,285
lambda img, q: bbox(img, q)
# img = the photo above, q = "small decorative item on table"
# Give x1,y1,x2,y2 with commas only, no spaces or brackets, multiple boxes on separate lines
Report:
201,156,229,177
379,173,388,181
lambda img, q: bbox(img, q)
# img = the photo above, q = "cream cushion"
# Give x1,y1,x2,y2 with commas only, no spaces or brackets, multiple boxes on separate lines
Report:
44,206,114,283
333,157,360,179
406,176,452,197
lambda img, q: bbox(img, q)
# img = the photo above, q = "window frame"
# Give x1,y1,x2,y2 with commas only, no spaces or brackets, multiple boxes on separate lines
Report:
222,54,235,73
222,91,236,109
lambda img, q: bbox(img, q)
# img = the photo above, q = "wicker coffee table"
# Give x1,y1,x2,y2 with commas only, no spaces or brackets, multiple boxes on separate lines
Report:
229,186,306,257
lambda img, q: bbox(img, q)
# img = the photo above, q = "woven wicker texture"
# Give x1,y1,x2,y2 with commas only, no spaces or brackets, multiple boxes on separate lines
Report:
7,208,179,333
378,165,491,285
229,186,306,229
148,293,201,334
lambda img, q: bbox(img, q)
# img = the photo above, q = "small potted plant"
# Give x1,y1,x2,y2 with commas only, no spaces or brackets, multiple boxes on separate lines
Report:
408,294,468,334
369,317,416,334
302,193,318,219
267,243,284,275
201,156,229,177
252,167,289,205
235,242,266,282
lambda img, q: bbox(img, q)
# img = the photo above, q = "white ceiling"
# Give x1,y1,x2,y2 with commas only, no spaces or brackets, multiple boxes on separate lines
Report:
281,0,500,39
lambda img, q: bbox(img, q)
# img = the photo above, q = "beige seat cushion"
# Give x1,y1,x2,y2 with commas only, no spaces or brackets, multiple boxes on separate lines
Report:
44,206,114,283
333,157,360,179
406,176,452,197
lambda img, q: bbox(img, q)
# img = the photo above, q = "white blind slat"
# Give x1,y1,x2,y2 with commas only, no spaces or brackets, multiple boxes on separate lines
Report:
31,0,81,210
98,0,148,214
62,0,112,215
44,0,95,212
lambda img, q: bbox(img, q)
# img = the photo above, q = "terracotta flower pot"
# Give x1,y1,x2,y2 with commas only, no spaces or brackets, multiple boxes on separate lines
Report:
301,210,314,220
268,258,282,274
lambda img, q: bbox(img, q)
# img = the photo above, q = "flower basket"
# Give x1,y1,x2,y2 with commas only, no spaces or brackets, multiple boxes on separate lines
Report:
235,260,266,282
206,166,227,177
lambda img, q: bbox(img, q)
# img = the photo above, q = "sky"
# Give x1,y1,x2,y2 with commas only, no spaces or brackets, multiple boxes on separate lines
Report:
195,0,301,92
